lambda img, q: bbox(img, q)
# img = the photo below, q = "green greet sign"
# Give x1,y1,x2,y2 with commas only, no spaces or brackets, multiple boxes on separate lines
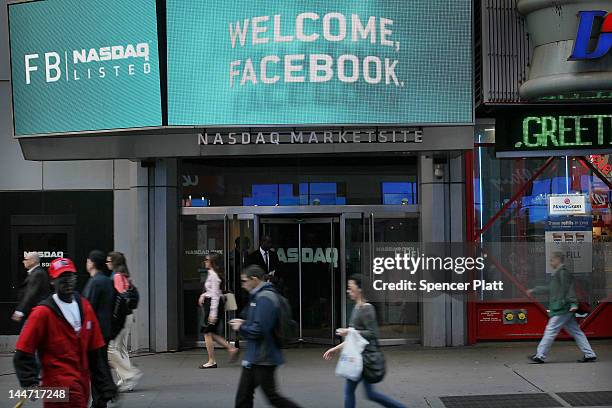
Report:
167,0,473,126
8,0,162,136
496,113,612,158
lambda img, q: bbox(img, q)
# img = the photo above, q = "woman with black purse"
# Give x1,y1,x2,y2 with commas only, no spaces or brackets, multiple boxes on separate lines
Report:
198,253,239,369
324,275,406,408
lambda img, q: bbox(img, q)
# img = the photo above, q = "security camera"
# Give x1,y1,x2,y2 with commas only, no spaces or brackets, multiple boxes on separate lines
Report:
434,164,444,180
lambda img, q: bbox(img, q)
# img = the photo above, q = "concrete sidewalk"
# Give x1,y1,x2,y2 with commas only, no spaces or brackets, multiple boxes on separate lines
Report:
0,340,611,408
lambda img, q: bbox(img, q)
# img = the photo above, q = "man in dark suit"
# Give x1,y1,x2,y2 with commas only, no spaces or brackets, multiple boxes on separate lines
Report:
83,250,119,407
246,236,285,294
12,252,50,325
246,236,280,277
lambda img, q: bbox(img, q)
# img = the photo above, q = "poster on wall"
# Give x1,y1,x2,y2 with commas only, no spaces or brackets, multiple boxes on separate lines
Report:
545,216,593,274
8,0,162,136
549,194,587,216
167,0,473,126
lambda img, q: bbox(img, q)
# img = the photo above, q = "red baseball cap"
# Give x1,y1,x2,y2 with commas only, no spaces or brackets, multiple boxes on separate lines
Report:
48,258,77,279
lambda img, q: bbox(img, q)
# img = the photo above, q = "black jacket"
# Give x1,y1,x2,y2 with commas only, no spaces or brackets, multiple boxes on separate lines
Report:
16,265,51,317
246,249,286,294
83,272,115,340
246,248,280,274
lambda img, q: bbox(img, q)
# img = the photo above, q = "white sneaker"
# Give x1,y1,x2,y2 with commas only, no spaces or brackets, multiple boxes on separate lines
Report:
118,371,143,393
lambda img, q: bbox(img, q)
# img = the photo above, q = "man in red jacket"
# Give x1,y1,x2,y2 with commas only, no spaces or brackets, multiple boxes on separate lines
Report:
14,257,106,407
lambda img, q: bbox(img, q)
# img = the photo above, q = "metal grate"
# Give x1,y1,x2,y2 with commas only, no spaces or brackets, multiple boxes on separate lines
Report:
479,0,531,105
557,391,612,407
440,393,562,408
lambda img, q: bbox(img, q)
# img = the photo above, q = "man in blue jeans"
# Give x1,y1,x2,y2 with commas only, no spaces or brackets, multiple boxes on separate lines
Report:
528,252,597,364
230,265,302,408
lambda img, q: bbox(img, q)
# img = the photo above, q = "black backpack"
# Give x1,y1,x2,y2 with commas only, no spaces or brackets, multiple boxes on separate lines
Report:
110,282,139,339
111,289,129,339
124,283,139,310
258,290,298,347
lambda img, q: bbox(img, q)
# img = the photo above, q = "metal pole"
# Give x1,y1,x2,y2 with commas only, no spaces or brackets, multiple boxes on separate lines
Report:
298,222,303,341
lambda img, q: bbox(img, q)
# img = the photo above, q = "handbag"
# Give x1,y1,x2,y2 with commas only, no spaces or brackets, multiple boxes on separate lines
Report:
362,338,386,384
224,292,238,312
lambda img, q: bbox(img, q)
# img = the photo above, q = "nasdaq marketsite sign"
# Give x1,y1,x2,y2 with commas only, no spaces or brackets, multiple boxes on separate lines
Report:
167,0,472,126
496,113,612,158
8,0,162,136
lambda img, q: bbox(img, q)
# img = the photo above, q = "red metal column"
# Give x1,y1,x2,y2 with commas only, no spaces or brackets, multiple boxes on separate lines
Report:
464,149,477,345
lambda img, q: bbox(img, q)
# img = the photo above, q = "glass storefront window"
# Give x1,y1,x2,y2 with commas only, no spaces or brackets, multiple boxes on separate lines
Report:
473,128,612,309
181,157,417,207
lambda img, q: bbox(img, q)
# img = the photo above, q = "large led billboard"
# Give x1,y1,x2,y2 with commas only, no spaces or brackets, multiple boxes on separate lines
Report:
167,0,472,126
8,0,162,136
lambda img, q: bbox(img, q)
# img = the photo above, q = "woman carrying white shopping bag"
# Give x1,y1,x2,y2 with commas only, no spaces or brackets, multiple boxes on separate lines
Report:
324,274,406,408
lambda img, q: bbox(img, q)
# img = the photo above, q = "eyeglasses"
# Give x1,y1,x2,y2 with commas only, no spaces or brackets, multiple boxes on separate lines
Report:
241,278,249,283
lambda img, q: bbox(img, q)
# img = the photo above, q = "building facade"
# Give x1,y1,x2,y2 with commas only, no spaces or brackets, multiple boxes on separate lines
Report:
1,0,474,351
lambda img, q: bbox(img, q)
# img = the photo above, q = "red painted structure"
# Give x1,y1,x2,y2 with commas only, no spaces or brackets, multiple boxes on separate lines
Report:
466,151,612,343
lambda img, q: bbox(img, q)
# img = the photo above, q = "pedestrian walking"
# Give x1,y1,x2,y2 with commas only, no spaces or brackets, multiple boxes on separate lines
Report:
198,253,239,369
83,250,119,407
13,258,106,408
12,252,50,326
324,275,406,408
528,251,597,364
230,265,302,408
106,251,143,392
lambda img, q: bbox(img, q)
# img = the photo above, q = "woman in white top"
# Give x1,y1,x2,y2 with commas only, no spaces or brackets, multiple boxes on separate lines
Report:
198,253,239,368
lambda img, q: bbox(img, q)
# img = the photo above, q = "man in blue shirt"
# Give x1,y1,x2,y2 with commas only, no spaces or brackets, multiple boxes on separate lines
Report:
230,265,301,408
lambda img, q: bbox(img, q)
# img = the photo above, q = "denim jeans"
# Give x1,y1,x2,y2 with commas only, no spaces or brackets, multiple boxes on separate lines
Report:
536,312,597,360
344,377,406,408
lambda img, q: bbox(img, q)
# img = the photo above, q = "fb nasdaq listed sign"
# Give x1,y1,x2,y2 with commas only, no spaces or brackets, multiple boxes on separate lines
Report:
8,0,162,136
570,10,612,60
167,0,472,126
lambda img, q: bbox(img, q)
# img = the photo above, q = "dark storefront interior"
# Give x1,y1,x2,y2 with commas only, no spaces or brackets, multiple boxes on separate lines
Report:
0,191,114,335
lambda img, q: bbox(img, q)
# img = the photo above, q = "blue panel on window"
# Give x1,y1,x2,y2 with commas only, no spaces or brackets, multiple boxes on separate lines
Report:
299,183,309,195
528,203,548,223
190,198,209,207
243,197,253,206
581,175,592,192
310,182,337,194
382,182,415,205
532,179,550,196
552,177,567,194
279,184,293,196
251,184,278,206
279,196,300,206
383,182,412,194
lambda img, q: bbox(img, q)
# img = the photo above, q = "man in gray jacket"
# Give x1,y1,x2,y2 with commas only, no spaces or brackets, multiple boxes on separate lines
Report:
12,252,50,325
527,252,597,364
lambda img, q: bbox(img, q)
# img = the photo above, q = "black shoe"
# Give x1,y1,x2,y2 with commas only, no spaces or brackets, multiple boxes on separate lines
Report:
528,355,545,364
199,363,218,369
577,356,597,363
